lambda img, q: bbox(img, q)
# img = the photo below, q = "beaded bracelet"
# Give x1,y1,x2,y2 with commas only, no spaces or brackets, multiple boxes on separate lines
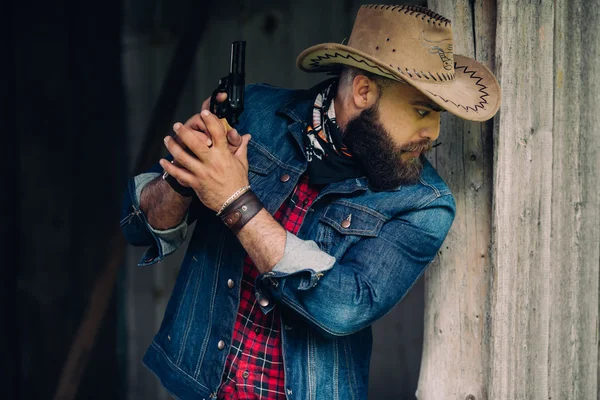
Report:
216,185,251,216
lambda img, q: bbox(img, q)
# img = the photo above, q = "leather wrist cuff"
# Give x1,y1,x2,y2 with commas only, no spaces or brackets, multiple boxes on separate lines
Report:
220,190,263,234
163,172,195,197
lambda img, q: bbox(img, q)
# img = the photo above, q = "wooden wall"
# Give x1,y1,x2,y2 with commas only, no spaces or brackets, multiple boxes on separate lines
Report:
419,0,600,399
122,1,427,399
491,0,599,398
419,0,495,398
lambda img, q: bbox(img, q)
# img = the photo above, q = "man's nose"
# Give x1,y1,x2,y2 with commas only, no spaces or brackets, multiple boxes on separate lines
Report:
418,118,440,142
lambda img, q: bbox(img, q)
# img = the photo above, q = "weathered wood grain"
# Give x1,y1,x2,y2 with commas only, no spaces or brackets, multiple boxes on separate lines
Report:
418,1,496,399
490,1,556,398
421,0,600,399
548,0,599,398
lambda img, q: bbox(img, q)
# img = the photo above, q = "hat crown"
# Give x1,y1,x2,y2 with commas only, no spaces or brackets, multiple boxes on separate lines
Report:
347,5,455,83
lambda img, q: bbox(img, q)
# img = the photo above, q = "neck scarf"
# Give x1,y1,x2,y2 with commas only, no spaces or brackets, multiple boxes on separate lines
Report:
304,80,364,185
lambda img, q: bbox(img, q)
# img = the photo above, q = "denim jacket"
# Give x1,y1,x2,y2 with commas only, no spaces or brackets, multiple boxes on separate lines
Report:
120,79,456,400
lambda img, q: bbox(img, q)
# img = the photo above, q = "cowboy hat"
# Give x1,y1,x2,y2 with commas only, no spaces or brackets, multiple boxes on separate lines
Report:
296,5,500,122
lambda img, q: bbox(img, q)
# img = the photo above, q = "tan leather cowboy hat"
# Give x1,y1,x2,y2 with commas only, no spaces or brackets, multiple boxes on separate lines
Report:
296,5,501,122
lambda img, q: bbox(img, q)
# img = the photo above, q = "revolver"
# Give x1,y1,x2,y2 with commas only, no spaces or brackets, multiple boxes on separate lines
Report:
210,41,246,132
162,41,246,188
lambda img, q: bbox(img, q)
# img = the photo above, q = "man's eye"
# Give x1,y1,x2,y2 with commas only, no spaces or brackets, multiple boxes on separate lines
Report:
416,109,430,118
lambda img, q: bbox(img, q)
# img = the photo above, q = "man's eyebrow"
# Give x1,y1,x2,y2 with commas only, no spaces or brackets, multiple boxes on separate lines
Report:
410,100,445,112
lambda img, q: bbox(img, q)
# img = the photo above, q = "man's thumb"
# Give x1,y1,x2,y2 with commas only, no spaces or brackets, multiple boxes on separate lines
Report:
227,129,243,147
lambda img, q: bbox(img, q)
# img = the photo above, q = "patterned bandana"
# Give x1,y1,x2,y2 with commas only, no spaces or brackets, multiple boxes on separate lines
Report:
304,80,364,185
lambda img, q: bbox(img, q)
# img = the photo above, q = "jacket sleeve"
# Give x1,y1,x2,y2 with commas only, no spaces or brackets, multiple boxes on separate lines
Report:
119,159,209,266
256,195,455,338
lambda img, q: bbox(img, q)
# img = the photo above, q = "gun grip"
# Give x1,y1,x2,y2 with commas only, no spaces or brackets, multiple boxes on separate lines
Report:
219,118,233,133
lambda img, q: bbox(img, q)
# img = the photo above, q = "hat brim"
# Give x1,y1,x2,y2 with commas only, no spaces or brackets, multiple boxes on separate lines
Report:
296,43,501,122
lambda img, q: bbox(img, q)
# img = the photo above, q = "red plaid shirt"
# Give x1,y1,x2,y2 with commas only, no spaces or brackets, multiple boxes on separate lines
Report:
218,175,319,400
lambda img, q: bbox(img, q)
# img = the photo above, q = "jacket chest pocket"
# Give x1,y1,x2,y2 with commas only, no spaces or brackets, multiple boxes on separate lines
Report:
247,142,278,186
315,201,386,260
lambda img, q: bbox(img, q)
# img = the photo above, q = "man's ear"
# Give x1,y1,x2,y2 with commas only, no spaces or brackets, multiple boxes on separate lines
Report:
351,75,379,110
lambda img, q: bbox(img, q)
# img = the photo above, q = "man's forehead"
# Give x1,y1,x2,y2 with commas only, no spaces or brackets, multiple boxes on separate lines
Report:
386,80,445,111
384,81,445,112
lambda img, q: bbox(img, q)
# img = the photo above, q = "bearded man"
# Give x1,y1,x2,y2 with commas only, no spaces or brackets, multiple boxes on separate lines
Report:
121,5,500,399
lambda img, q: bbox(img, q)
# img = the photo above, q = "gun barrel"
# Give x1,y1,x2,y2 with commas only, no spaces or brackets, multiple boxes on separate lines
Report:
230,41,246,74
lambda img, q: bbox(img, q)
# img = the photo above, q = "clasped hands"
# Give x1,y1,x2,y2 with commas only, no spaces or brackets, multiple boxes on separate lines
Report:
160,99,252,213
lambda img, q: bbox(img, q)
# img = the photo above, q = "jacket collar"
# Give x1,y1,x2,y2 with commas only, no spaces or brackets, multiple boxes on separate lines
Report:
276,77,338,124
275,77,373,196
276,77,338,160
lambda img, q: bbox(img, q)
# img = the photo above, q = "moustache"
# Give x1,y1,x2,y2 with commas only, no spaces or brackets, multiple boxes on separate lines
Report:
400,138,433,154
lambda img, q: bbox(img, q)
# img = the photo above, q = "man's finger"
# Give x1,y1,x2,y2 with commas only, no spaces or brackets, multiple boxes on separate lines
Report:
159,158,196,188
184,113,207,132
200,110,227,149
183,114,215,147
171,132,212,156
201,92,228,112
235,134,252,169
227,129,243,147
164,134,202,172
171,122,211,160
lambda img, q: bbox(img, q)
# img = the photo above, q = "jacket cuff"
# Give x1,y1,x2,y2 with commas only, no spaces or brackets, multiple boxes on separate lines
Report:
261,231,336,292
133,172,189,266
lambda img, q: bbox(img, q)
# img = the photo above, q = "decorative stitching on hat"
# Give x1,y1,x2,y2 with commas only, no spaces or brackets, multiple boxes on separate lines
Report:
426,63,490,113
307,51,396,79
362,4,451,26
308,52,456,83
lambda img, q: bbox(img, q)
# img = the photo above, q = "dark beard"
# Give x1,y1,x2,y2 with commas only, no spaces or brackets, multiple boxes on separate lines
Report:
342,104,432,191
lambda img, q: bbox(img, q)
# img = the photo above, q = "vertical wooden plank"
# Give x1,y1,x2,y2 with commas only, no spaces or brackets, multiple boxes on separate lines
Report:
418,1,495,398
490,1,555,399
550,0,600,398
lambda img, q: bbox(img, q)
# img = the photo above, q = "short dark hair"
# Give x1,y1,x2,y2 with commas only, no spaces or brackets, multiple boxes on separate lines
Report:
338,66,394,97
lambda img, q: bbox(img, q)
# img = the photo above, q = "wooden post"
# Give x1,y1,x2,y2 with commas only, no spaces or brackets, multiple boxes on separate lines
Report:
418,1,496,399
490,0,555,396
490,0,599,398
420,0,600,399
549,1,600,397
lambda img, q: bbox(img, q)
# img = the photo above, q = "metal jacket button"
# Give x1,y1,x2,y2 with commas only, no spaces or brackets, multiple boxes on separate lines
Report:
341,214,352,228
242,371,249,379
217,340,225,350
280,174,290,182
259,298,270,307
227,279,235,288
